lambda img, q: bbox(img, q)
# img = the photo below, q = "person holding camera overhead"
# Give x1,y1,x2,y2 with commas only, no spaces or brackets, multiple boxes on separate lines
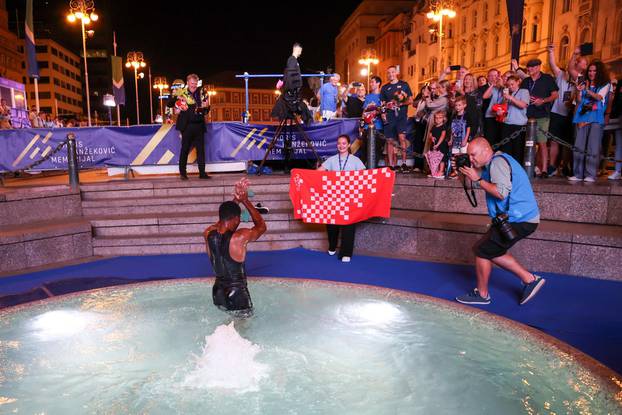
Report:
568,61,611,183
455,137,545,306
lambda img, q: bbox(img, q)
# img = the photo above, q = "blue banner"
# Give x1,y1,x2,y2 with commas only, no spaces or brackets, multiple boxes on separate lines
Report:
0,120,359,172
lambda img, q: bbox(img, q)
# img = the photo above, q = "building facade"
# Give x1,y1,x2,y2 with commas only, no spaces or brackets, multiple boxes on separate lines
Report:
336,0,622,93
0,0,24,84
205,72,280,123
23,38,83,117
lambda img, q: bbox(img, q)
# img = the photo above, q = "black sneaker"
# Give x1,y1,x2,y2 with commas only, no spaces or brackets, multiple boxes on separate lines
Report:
456,289,491,305
180,174,188,181
520,275,546,305
255,203,269,214
199,173,211,179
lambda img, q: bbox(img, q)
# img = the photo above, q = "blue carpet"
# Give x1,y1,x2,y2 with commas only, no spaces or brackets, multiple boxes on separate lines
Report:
1,248,621,375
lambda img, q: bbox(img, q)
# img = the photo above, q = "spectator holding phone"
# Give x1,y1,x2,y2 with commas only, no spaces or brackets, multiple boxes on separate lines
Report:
500,75,530,164
520,59,559,178
569,61,611,182
482,69,504,145
547,44,576,177
344,83,366,118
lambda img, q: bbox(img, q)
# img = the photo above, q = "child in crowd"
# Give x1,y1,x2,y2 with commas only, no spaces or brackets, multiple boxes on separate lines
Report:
447,96,472,178
426,110,449,178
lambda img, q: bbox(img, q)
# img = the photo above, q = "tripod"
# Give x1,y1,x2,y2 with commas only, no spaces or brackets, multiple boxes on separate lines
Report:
256,115,321,176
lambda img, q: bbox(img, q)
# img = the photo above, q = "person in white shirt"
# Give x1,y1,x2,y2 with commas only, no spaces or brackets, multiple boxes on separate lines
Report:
317,134,365,262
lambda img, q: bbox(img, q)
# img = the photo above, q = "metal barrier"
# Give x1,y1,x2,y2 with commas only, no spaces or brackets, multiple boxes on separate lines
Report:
524,119,537,179
235,72,333,123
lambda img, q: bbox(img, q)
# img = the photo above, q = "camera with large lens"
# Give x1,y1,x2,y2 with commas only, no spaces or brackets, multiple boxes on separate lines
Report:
455,153,471,169
492,213,518,243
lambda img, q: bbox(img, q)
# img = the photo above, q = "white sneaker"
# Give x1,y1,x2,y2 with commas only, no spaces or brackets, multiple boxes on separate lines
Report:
608,171,621,180
583,177,596,183
567,176,582,182
341,256,351,263
328,250,336,256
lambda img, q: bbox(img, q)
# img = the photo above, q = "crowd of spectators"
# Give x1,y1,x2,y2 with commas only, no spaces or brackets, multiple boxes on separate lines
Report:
314,43,622,181
0,104,91,130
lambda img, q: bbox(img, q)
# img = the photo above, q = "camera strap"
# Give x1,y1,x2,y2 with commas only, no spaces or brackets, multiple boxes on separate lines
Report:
462,175,478,208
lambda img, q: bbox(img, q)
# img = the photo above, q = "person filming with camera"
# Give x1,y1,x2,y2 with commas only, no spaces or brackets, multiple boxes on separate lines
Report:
455,137,545,306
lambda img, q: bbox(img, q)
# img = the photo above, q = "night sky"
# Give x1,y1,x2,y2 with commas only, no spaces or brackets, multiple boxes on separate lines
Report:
8,0,362,80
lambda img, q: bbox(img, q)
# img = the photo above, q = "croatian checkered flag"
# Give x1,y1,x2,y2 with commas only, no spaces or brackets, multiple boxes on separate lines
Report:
289,168,395,225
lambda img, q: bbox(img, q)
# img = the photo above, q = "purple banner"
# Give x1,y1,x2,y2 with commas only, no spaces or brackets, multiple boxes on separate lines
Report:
0,120,359,172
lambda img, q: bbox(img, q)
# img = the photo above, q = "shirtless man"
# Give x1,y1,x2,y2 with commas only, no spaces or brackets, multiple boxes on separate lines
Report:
203,178,266,317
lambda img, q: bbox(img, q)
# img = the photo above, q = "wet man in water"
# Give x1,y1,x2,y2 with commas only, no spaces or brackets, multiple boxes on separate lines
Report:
203,178,267,317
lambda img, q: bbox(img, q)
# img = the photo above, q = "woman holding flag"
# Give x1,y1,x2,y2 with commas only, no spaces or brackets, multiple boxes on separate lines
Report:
317,134,366,263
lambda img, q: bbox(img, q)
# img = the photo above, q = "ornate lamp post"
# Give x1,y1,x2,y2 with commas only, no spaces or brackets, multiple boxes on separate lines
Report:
426,2,456,69
152,76,169,124
125,51,146,125
358,49,379,91
66,0,99,127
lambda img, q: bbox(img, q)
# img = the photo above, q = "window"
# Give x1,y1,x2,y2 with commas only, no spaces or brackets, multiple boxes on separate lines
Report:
251,93,259,105
460,49,466,66
470,45,476,66
41,106,52,113
366,36,375,44
262,109,269,121
522,20,527,43
232,93,240,104
473,10,478,26
52,48,58,56
495,0,501,15
262,94,270,105
58,51,64,59
40,92,51,99
430,58,437,75
531,23,538,42
54,78,60,86
483,3,488,22
52,63,59,71
482,41,487,61
447,23,453,39
224,109,230,120
38,76,50,84
562,0,571,12
559,36,570,65
35,45,47,53
55,93,61,100
38,61,48,68
580,28,590,44
494,36,500,57
462,16,467,33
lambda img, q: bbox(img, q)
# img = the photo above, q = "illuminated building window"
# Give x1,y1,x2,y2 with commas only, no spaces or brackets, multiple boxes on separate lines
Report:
562,0,571,12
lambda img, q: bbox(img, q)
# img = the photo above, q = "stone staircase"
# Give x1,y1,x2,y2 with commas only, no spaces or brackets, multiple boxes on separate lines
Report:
81,176,327,256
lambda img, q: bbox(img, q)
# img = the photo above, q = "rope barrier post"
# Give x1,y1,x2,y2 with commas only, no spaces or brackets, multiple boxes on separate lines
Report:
367,125,377,168
243,72,250,123
66,133,80,190
524,119,537,180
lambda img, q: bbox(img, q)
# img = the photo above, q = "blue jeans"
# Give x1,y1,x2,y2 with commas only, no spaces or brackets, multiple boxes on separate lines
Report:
614,127,622,173
573,123,603,179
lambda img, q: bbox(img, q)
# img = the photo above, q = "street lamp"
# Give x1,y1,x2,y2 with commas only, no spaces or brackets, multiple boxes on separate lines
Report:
358,49,379,91
125,51,146,125
66,0,99,127
103,93,115,126
426,2,456,70
153,76,169,124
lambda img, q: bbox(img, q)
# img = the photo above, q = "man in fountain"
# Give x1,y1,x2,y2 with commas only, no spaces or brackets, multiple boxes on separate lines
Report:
204,178,267,317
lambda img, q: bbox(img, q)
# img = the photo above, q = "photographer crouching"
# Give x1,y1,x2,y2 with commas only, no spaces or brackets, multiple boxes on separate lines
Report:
455,137,545,306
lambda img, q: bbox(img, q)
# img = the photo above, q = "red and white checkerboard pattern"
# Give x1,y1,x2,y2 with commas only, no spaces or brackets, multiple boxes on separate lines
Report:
296,168,392,224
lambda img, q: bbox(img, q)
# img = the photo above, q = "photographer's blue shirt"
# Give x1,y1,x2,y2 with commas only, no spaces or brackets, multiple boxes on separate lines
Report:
572,84,611,125
319,83,338,112
481,153,540,223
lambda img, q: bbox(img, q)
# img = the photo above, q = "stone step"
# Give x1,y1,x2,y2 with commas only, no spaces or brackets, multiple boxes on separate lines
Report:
356,210,622,280
92,230,326,248
93,237,327,256
80,191,291,208
81,181,291,200
83,200,293,217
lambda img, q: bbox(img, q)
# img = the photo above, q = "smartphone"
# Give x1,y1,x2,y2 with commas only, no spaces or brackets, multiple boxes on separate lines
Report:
580,43,593,56
577,75,586,85
352,82,363,87
450,65,461,71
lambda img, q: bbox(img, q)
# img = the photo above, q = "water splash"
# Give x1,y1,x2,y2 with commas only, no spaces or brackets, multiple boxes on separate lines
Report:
183,322,269,393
